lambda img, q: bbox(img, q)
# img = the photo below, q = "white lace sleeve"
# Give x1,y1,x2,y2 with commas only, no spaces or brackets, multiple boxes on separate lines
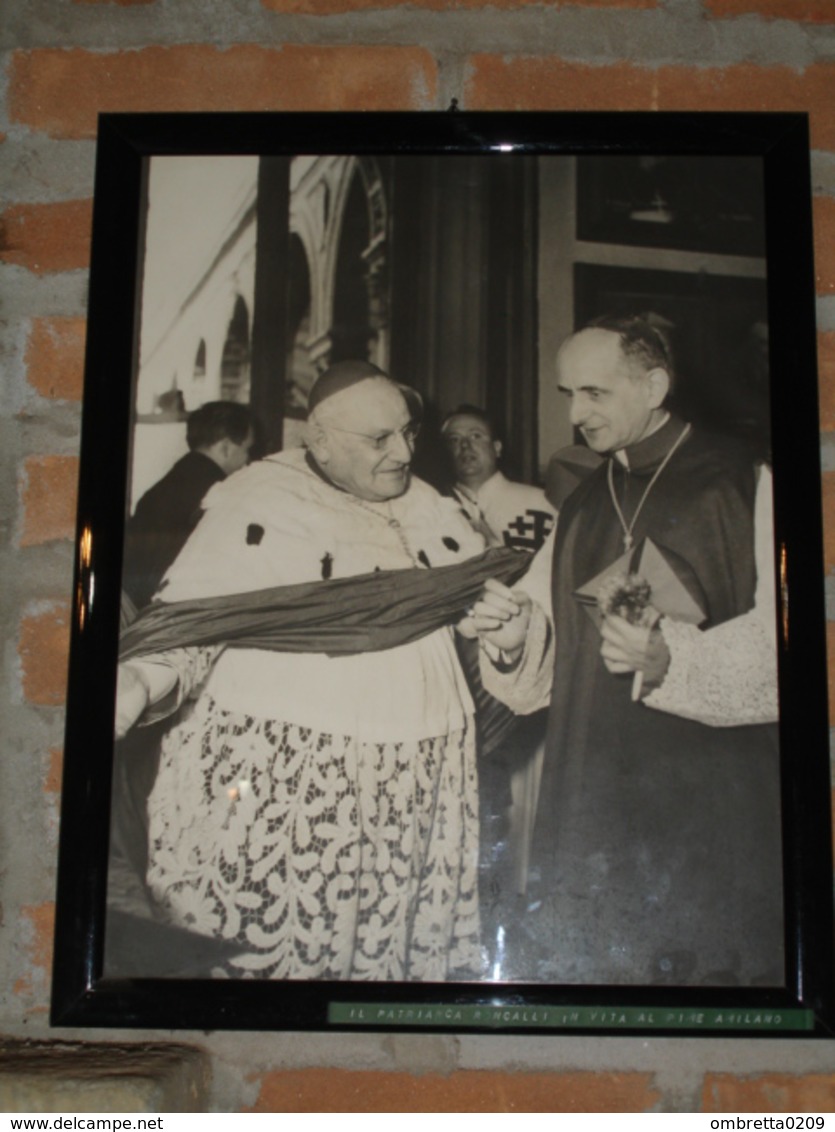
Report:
644,614,777,727
644,466,778,728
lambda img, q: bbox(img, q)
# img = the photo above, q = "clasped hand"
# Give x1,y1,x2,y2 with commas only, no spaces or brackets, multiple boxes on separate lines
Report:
465,577,533,659
115,663,151,739
114,660,178,740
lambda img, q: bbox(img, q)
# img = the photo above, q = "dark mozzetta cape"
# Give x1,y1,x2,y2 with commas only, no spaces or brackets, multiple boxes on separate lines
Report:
123,451,225,609
539,416,783,987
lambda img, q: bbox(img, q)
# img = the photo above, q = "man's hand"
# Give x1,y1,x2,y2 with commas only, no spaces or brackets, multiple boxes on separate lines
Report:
115,663,151,739
470,577,533,660
600,610,671,690
114,660,178,739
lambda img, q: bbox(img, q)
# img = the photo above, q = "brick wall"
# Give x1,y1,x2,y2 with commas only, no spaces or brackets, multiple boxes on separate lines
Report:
2,0,834,1113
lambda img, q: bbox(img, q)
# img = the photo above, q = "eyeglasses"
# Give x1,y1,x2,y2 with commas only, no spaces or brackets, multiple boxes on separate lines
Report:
326,421,421,453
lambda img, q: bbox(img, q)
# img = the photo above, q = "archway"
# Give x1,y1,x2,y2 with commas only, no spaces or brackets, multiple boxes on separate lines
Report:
220,296,250,402
330,170,373,364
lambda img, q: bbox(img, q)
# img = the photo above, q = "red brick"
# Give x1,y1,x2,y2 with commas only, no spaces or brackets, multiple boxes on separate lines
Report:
14,902,55,1002
19,605,71,707
818,333,835,431
9,47,438,140
707,0,835,21
23,903,54,973
263,0,653,10
20,456,79,547
0,200,92,274
465,60,835,151
814,196,835,295
704,1072,835,1112
25,317,86,402
44,748,63,796
248,1069,660,1113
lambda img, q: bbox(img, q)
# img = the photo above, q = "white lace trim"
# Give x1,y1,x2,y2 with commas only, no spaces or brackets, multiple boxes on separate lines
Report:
645,614,778,728
645,465,778,728
147,698,482,981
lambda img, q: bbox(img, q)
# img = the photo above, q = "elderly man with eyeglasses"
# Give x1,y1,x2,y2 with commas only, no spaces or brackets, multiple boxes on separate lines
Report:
114,360,497,982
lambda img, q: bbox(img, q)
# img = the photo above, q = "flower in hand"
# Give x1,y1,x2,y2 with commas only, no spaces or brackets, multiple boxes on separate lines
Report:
597,573,669,696
597,573,654,627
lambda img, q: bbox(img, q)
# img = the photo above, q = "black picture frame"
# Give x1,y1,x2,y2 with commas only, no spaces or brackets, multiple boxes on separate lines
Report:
51,110,834,1036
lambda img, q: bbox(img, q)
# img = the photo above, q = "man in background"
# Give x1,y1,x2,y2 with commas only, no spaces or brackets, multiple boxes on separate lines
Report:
442,404,556,552
123,400,254,609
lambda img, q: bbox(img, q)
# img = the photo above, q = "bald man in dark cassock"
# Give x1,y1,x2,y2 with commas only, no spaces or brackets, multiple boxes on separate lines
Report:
474,316,783,987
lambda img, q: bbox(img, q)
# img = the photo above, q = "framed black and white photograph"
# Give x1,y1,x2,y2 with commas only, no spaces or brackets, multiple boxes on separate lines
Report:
51,110,834,1036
